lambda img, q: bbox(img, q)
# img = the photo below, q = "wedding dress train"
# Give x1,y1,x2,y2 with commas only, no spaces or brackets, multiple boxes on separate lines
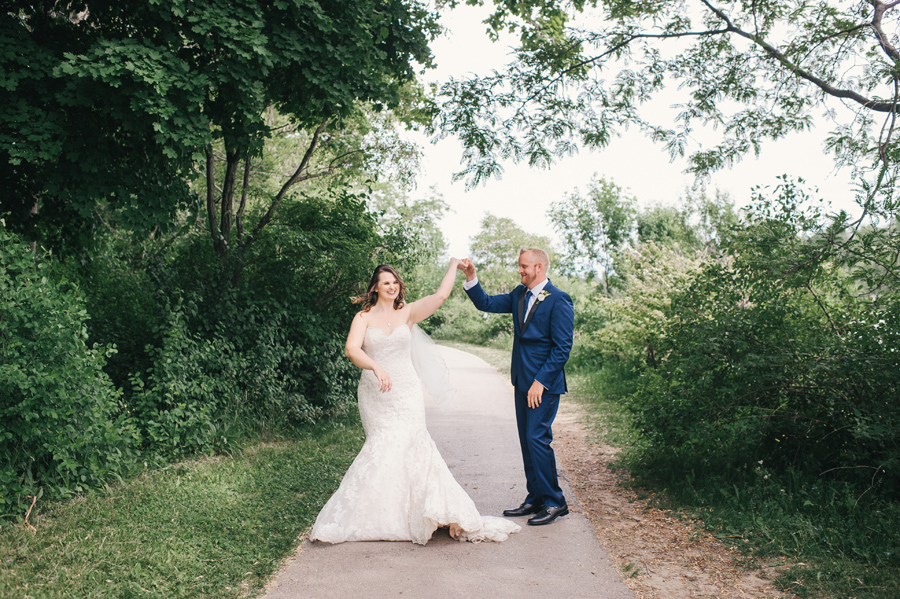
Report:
309,325,520,545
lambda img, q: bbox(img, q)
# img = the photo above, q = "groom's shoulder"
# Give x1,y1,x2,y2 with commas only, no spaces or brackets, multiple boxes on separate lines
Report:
545,281,571,298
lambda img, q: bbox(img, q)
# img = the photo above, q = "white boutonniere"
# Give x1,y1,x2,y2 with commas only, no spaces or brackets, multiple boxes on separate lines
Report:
536,290,551,302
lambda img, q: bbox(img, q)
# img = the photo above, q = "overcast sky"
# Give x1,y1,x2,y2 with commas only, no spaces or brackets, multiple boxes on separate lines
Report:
408,4,858,259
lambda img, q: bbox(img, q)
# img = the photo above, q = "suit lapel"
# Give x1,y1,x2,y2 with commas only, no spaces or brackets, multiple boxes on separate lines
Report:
522,298,540,332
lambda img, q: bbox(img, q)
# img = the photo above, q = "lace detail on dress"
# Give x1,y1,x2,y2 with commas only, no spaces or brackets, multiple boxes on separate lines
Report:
309,325,520,545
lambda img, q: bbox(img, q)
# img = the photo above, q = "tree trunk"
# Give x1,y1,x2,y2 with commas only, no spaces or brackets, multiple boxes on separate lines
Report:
205,145,223,258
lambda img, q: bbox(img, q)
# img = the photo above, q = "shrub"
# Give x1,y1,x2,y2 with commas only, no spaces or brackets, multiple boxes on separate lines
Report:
124,192,388,451
626,240,900,497
50,230,169,393
0,222,138,515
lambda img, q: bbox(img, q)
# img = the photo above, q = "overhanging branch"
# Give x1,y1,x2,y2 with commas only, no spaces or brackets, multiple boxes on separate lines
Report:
702,0,898,112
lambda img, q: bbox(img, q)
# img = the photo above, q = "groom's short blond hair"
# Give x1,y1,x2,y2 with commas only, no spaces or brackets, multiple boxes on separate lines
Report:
520,248,549,272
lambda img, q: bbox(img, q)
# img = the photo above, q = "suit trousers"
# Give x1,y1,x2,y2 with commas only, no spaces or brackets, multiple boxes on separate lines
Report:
514,386,565,508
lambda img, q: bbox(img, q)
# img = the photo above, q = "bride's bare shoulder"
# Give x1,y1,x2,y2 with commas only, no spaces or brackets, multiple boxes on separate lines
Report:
352,311,373,328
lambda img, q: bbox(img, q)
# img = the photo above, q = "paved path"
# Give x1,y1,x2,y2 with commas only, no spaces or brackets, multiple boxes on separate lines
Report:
263,346,633,599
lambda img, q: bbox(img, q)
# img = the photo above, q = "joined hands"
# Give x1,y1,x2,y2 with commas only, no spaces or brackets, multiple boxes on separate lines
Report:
457,258,476,280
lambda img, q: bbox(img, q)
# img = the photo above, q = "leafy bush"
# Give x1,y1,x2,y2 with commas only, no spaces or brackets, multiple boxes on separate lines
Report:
55,230,168,391
0,187,442,512
0,222,138,515
127,303,237,459
120,192,403,454
567,243,703,404
624,226,900,498
126,298,356,459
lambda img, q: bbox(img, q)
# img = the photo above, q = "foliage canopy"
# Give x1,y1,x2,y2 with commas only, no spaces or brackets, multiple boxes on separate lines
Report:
1,0,438,248
439,0,900,202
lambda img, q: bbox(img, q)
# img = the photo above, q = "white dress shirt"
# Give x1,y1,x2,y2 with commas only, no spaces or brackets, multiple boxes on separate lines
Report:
525,278,549,315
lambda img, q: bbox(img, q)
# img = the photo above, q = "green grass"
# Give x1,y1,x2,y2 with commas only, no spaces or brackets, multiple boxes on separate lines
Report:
0,414,364,599
571,369,900,599
675,474,900,599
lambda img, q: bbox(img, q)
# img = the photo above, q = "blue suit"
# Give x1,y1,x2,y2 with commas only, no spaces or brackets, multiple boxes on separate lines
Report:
465,279,574,508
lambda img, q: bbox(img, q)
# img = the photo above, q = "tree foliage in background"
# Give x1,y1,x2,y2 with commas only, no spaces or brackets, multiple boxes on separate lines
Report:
563,177,900,501
90,189,422,457
468,213,554,292
368,185,450,276
548,176,636,292
441,0,900,328
439,0,900,190
429,213,555,343
1,0,438,254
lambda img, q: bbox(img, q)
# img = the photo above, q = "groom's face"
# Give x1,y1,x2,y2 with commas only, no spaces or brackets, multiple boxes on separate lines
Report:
518,252,543,289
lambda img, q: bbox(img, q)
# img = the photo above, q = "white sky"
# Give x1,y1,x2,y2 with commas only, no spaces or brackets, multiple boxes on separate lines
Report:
409,4,858,259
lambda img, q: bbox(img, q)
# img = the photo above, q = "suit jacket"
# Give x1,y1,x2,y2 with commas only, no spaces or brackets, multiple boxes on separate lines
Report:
465,279,574,395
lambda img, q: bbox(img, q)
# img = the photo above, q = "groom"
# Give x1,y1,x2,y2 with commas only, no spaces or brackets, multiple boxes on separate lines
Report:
460,249,574,525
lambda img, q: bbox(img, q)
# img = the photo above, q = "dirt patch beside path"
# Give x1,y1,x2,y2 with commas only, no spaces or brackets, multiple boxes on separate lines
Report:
553,400,791,599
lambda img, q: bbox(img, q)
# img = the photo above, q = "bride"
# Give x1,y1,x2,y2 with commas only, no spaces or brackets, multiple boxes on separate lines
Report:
309,259,521,545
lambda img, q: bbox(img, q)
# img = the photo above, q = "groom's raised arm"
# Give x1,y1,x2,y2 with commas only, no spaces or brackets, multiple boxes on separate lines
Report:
464,280,514,314
460,259,514,314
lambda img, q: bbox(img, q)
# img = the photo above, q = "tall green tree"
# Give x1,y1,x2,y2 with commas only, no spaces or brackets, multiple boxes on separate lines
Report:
200,98,432,283
548,176,635,292
369,185,450,275
1,0,438,253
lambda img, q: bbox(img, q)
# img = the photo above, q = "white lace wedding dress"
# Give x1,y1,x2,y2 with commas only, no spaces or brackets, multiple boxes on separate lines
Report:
309,325,521,545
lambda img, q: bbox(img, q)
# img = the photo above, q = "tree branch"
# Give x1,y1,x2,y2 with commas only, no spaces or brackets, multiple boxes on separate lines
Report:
877,76,899,167
805,279,838,335
515,0,898,120
702,0,898,112
869,0,900,64
248,119,329,243
519,27,730,111
219,147,242,249
236,152,251,246
205,145,221,256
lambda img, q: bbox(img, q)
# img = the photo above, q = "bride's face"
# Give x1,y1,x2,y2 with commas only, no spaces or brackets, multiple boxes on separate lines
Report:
376,272,400,301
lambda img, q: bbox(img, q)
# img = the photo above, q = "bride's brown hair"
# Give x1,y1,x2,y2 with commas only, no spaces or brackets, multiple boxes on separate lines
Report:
355,264,407,312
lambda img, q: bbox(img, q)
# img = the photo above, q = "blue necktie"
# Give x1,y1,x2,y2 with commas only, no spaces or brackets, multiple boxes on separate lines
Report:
518,290,528,326
523,290,535,325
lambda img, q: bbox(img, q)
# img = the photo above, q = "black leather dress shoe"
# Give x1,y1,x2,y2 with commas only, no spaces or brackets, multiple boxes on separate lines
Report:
527,503,569,525
502,502,543,517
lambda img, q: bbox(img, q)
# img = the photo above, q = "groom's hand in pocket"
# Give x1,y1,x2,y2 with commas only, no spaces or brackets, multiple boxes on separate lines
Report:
527,381,545,409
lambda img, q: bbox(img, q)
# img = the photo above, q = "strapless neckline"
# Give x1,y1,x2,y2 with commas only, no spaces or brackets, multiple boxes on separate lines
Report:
365,324,411,338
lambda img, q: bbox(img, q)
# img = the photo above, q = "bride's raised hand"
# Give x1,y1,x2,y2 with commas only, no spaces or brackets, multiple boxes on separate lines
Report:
373,365,392,393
